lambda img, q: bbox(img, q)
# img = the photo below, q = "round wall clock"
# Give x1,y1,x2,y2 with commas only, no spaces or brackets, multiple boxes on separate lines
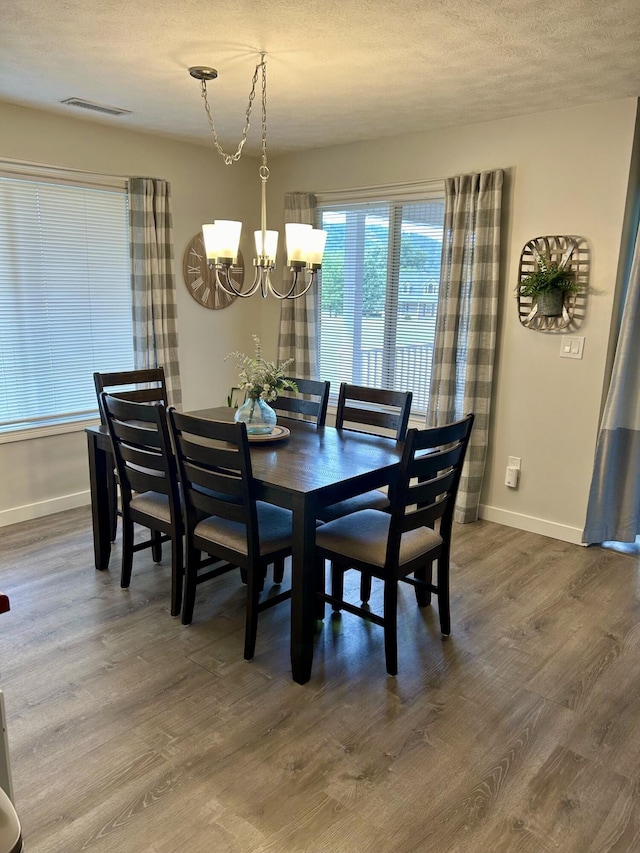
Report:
182,232,243,310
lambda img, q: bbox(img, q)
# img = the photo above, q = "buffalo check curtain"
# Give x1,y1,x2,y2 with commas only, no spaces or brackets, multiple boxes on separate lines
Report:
427,169,503,523
129,177,182,406
277,192,319,379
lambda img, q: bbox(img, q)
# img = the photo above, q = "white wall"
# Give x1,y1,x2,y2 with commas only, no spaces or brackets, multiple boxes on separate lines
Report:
0,101,262,525
262,98,638,543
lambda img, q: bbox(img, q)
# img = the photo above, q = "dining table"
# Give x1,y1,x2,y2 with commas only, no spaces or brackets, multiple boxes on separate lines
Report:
86,406,405,684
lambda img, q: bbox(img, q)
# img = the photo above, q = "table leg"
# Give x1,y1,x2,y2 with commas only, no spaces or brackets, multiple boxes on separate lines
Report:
87,431,112,571
290,494,316,684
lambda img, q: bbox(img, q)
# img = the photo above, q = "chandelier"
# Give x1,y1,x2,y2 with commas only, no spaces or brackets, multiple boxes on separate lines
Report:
189,54,327,299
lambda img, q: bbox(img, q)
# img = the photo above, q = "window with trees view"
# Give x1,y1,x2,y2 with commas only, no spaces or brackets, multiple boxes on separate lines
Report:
317,195,445,413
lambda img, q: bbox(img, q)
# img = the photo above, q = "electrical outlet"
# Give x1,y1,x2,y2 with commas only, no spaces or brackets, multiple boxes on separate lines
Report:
508,456,521,470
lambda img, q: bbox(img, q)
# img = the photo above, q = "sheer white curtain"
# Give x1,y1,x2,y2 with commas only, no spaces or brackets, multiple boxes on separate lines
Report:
277,192,319,379
427,170,503,523
583,221,640,543
129,177,182,406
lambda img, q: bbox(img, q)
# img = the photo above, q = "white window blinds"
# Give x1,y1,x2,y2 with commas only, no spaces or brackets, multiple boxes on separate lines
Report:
317,195,444,413
0,173,134,433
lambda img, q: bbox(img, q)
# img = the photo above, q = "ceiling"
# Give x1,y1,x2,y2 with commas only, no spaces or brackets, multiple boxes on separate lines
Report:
1,0,639,157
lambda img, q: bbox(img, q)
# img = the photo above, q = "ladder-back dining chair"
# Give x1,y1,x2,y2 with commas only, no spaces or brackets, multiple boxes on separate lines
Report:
271,377,330,427
315,414,474,676
101,394,184,617
94,368,168,541
168,410,294,660
317,383,413,523
94,367,168,421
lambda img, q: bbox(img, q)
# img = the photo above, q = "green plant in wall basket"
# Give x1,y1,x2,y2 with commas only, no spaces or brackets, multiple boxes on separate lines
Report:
519,254,578,317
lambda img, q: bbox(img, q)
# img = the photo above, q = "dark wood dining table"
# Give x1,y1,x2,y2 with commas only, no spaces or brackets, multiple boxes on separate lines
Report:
86,406,404,684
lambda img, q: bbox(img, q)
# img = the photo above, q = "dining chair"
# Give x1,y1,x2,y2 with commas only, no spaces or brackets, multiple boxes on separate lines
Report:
317,382,413,524
94,367,168,420
167,410,294,660
94,367,169,541
271,377,330,427
101,394,184,617
314,414,474,676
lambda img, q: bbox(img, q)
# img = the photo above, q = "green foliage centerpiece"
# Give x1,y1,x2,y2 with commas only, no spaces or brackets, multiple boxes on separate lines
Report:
226,336,297,434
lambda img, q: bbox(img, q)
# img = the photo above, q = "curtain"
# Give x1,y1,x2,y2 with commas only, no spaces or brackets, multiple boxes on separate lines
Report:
427,169,503,524
129,177,182,406
583,224,640,544
277,192,319,378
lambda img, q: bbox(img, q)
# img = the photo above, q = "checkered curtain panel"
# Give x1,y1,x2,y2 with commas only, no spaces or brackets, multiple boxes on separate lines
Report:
427,169,503,524
128,177,182,407
583,222,640,544
277,192,319,379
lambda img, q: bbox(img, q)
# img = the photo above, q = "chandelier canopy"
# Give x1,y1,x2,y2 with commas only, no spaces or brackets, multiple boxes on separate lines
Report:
189,54,326,299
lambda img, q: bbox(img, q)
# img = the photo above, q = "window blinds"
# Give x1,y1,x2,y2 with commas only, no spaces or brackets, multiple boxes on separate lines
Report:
0,174,134,432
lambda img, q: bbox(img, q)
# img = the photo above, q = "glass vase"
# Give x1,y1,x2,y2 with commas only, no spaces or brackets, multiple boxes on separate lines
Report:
234,395,277,435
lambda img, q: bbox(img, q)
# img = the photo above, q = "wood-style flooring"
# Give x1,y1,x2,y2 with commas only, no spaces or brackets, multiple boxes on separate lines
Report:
1,507,639,852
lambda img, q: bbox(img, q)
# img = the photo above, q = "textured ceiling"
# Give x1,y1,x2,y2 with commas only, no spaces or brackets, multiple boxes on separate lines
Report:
1,0,639,155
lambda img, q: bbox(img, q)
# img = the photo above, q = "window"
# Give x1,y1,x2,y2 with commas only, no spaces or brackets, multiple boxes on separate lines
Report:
0,168,133,436
317,187,445,414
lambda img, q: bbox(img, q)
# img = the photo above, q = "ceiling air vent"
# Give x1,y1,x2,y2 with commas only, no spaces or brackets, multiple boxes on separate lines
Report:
60,98,131,117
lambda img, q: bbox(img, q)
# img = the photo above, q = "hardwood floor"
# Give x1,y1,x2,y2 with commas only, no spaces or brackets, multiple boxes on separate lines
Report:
1,507,639,852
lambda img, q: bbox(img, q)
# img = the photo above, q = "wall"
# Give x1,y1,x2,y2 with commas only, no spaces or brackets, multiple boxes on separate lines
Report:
262,98,638,543
0,100,262,525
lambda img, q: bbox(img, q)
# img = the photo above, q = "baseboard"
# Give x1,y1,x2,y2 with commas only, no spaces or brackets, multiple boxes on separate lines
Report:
0,490,91,528
0,491,586,546
478,504,585,545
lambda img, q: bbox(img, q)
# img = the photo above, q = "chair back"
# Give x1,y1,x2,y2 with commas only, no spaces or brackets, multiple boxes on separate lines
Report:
272,377,330,427
387,414,474,560
94,367,168,424
167,412,261,561
101,394,180,514
335,383,412,439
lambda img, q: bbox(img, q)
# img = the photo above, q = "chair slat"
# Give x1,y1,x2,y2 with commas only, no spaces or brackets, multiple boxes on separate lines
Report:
272,377,330,427
335,383,412,440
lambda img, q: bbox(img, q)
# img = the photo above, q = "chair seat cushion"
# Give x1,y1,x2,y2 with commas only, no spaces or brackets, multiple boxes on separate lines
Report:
318,489,389,522
130,491,171,523
194,501,293,557
316,508,442,568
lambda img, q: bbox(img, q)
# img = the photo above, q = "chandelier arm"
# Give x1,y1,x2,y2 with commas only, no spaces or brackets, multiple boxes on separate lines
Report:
213,265,261,298
292,271,317,299
267,268,316,299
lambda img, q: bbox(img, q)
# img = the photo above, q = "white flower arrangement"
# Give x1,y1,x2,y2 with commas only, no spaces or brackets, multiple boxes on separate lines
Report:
226,335,297,402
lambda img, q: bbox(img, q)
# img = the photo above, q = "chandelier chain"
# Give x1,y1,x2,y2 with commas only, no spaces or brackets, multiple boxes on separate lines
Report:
260,58,268,176
199,57,264,165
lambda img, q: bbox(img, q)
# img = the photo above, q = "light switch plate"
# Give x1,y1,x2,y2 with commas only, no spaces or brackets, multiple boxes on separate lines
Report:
560,336,585,359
